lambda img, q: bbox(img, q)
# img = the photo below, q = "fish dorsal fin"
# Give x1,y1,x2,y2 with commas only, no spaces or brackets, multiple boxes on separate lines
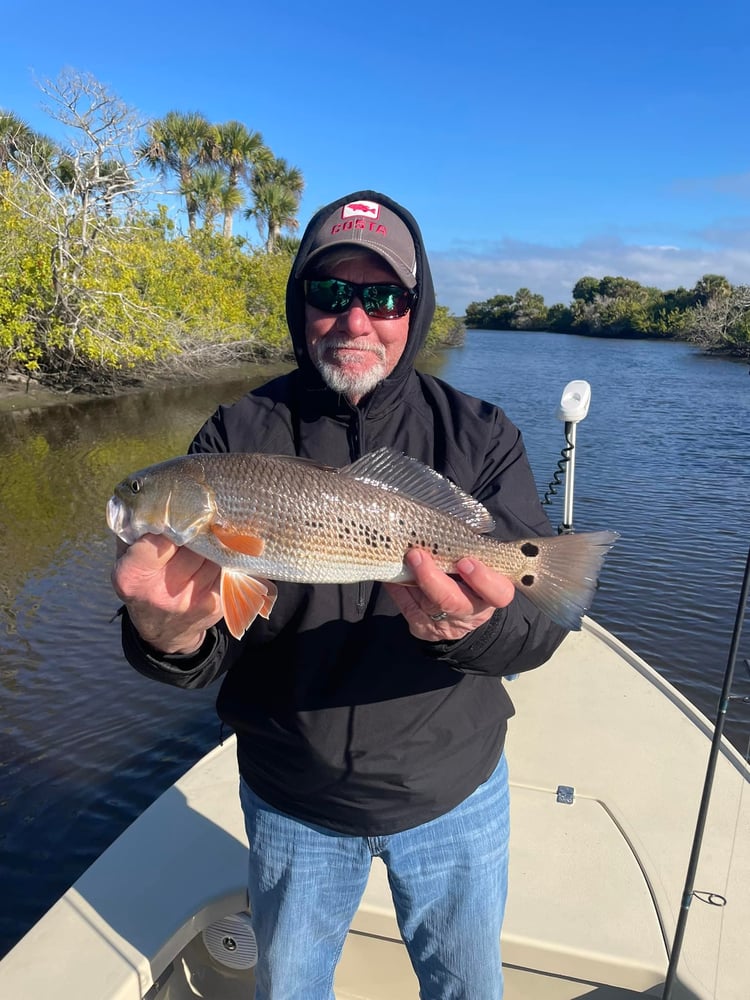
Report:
340,448,495,533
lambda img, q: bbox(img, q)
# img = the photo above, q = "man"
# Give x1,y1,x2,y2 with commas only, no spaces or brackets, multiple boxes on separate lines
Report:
112,191,567,999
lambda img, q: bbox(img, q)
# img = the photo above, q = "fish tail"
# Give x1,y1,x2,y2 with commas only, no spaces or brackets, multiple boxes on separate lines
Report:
512,530,619,630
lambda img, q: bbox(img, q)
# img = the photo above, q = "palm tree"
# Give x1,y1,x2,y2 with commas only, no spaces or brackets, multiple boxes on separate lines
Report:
275,234,302,255
95,160,134,218
246,157,304,252
53,151,132,218
138,111,218,232
53,151,78,196
217,181,247,238
693,274,732,305
0,113,57,180
191,166,229,232
25,134,59,184
215,120,271,239
0,111,32,170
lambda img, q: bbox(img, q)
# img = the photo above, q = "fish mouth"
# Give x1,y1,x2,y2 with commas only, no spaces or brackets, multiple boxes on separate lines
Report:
106,496,139,544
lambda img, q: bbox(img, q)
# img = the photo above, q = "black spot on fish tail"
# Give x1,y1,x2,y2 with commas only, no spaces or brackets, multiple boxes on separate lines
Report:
512,529,619,630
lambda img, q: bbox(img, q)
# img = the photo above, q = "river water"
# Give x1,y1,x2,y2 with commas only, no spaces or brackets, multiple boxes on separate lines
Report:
0,331,748,958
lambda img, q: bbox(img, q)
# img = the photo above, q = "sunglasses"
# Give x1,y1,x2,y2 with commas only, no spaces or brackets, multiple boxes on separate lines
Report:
304,278,415,319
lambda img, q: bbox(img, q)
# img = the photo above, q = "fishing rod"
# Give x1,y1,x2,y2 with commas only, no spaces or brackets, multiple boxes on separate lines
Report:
661,543,750,999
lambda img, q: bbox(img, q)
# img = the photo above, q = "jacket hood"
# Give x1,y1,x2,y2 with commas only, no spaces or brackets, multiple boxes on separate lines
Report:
285,190,436,396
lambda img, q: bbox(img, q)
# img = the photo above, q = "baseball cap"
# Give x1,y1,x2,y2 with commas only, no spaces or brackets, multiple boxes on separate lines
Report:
302,198,418,289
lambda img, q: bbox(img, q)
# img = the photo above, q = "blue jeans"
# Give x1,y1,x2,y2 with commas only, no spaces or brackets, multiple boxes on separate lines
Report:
239,753,509,1000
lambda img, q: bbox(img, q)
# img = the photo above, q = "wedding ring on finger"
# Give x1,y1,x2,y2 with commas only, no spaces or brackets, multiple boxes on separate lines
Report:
430,610,449,621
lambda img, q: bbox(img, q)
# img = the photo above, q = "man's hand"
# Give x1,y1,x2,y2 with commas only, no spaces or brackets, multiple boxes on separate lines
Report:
111,534,222,655
383,548,515,641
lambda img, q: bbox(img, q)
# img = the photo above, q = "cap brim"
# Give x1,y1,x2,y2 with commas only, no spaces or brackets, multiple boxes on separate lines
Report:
301,243,417,289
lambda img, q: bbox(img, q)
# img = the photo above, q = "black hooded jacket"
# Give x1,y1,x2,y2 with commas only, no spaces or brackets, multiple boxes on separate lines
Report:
122,191,567,835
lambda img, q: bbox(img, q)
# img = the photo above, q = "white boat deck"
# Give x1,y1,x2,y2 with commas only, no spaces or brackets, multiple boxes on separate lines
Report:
505,621,749,1000
0,619,747,999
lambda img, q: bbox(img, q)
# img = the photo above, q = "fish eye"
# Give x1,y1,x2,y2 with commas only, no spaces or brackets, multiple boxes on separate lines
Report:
129,478,143,494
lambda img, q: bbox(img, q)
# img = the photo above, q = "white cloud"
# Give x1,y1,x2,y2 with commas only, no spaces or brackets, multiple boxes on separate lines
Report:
429,237,750,314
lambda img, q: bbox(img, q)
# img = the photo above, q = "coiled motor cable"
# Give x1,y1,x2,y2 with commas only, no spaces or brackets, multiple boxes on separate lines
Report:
541,425,575,510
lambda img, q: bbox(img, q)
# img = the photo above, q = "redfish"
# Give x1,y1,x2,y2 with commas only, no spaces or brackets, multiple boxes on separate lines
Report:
106,448,618,639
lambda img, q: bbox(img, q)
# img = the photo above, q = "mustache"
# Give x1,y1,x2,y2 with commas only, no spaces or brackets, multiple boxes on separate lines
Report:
315,339,386,361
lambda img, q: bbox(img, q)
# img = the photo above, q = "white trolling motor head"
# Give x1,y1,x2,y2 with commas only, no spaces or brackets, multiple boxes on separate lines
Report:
556,380,592,424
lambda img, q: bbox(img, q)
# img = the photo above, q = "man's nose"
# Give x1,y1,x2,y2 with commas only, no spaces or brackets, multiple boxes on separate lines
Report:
335,298,372,336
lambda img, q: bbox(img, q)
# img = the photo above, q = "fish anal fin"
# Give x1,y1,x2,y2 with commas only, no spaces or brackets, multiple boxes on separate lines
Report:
221,571,278,639
211,523,265,556
256,578,278,618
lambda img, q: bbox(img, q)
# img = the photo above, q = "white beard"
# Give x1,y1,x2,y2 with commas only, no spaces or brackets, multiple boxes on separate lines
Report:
310,340,388,401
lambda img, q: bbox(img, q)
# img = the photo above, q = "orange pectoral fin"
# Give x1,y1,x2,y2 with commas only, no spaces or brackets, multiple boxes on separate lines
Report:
211,523,265,557
220,570,278,639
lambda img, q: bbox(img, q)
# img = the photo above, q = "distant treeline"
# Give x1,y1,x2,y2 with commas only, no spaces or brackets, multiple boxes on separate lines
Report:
465,274,750,358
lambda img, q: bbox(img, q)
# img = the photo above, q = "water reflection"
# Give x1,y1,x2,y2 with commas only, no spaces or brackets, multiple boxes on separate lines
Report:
0,364,294,955
0,367,287,601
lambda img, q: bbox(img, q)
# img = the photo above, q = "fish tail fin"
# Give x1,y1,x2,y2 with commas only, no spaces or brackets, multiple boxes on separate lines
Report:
220,570,278,639
514,530,619,631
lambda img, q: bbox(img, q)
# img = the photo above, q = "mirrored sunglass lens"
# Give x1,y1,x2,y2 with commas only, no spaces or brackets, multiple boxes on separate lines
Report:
364,285,411,318
306,279,351,312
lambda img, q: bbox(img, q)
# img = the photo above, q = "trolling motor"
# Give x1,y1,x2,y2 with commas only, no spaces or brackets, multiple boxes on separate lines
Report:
543,379,592,534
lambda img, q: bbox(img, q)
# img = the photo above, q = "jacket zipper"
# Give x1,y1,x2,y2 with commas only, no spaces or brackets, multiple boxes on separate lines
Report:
352,412,367,616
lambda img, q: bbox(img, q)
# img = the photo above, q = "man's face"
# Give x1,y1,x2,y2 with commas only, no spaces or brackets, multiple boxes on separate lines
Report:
304,254,411,404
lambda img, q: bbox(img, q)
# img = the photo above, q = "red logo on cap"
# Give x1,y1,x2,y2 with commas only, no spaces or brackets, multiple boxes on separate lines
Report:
342,201,380,219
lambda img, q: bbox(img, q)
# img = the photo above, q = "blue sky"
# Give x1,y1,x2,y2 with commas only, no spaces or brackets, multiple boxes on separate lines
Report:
4,0,750,313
